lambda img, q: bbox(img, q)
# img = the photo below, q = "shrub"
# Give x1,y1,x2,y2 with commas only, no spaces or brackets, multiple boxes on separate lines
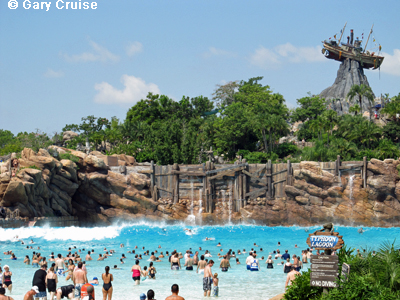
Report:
243,151,278,163
275,143,300,159
59,152,80,164
284,269,322,300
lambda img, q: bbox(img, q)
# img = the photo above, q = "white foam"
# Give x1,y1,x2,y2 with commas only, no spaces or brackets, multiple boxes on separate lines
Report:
0,225,124,242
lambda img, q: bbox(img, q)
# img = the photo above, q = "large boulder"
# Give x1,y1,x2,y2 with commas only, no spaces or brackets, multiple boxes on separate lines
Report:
63,131,79,141
20,148,56,171
1,180,29,206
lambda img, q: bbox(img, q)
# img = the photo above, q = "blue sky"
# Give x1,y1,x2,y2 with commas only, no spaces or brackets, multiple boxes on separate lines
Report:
1,0,400,135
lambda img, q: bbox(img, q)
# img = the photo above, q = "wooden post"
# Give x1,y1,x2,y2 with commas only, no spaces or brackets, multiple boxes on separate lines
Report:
153,185,158,202
335,155,341,177
150,160,155,192
172,163,179,204
267,160,272,199
286,160,292,186
363,156,367,188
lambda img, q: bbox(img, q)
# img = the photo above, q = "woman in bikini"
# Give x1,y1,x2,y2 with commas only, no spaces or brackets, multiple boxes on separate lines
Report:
65,259,75,281
2,265,12,293
102,266,113,300
46,266,58,300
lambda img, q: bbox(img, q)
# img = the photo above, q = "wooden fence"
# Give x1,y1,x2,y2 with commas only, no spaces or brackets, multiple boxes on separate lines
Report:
137,156,368,213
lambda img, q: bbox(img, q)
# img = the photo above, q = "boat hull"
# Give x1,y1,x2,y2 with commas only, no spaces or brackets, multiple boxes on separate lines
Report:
322,43,384,69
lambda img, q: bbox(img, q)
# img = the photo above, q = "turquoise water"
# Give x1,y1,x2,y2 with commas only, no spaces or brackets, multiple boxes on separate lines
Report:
0,222,399,300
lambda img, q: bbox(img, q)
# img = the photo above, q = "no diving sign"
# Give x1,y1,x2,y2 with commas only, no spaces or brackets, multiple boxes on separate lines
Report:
311,280,337,288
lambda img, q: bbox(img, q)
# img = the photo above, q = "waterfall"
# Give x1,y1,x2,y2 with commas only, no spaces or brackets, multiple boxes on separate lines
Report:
349,175,355,201
199,189,203,215
349,174,355,225
229,181,233,223
222,190,226,220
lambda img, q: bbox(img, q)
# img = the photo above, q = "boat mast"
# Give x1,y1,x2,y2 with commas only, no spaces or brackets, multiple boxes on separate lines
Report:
338,22,347,44
363,24,374,53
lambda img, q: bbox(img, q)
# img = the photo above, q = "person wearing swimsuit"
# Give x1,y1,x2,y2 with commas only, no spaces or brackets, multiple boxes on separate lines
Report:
148,262,156,279
283,258,292,273
171,253,180,271
66,260,75,281
266,255,274,269
102,266,113,300
46,266,58,300
131,260,142,285
2,266,12,294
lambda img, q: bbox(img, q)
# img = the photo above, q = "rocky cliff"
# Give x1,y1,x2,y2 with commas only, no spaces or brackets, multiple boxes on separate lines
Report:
1,147,400,227
320,59,375,115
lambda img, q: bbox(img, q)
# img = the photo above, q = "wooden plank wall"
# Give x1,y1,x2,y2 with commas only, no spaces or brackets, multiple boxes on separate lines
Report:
149,160,360,201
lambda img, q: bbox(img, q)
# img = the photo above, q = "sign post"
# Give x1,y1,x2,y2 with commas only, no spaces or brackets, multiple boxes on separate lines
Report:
306,224,344,294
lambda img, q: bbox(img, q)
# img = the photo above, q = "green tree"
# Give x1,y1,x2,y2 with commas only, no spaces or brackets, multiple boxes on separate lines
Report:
291,94,326,122
347,84,374,116
349,104,361,115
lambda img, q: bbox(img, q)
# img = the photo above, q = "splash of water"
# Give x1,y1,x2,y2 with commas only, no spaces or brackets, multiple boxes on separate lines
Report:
199,189,203,215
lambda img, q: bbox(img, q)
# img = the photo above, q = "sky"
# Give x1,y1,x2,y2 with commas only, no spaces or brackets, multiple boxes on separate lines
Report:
1,0,400,135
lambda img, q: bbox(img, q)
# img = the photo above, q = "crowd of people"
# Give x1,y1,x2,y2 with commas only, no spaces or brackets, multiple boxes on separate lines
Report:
0,235,331,300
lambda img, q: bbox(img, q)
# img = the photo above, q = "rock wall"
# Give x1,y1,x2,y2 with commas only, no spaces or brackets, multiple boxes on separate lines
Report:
1,147,400,227
320,59,375,115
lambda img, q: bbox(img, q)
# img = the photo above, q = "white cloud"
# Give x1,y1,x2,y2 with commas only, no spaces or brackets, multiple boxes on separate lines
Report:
126,42,143,56
381,49,400,76
249,43,325,69
248,46,280,69
94,75,160,105
44,68,64,78
62,40,119,63
202,47,236,59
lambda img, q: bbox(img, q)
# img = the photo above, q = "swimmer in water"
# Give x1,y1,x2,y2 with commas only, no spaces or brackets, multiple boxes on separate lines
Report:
217,243,221,247
358,228,364,234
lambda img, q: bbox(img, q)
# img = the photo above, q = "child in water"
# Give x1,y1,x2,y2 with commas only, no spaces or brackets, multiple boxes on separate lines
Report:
212,273,219,297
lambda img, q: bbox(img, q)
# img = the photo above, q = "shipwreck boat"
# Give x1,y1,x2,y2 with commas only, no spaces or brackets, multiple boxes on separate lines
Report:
321,23,384,70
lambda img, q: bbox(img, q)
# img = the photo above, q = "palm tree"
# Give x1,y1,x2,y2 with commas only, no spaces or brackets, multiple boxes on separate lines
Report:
349,104,361,115
322,110,338,144
347,84,374,117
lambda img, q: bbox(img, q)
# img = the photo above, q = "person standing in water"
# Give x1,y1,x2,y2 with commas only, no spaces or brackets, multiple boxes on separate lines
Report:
46,266,58,300
184,255,194,271
2,265,12,294
211,273,219,297
197,255,207,274
266,255,274,269
131,260,142,285
102,266,113,300
285,266,301,289
165,284,184,300
219,255,230,272
203,260,214,297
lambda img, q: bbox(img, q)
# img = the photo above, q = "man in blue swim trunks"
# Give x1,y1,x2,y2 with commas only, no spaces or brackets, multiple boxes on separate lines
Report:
56,254,65,277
